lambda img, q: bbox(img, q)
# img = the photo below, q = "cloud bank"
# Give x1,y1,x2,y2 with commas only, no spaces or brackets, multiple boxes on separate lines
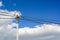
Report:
0,10,60,40
0,24,60,40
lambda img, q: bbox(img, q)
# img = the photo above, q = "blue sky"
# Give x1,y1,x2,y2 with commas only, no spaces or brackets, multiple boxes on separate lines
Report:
0,0,60,28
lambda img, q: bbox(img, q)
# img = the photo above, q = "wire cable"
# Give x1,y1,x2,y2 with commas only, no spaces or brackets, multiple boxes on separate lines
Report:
0,11,9,14
0,11,15,17
21,16,60,24
0,18,15,19
21,16,60,21
0,14,14,17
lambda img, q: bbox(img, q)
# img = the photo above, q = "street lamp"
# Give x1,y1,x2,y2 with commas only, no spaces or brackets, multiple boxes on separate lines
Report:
0,11,21,40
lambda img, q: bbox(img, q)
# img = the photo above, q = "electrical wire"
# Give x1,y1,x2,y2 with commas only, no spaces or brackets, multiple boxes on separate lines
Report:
0,11,15,17
21,16,60,24
0,18,15,19
21,16,60,21
0,11,60,24
0,14,14,17
0,11,9,14
0,12,15,19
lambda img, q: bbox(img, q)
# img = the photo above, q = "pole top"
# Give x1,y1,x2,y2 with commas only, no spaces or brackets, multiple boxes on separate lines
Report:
15,15,20,21
15,11,21,21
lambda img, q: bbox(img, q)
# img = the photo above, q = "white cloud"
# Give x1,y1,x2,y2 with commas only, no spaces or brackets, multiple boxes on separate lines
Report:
0,10,21,26
0,10,60,40
0,23,60,40
0,1,3,7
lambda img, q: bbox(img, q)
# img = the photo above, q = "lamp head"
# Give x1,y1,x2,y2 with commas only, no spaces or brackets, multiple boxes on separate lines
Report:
15,11,21,21
15,15,20,21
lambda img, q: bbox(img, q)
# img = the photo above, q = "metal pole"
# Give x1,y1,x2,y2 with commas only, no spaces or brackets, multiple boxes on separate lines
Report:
16,20,18,40
16,15,20,40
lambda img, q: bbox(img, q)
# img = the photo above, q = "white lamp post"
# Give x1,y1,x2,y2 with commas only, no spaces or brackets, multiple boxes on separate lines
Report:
15,15,20,40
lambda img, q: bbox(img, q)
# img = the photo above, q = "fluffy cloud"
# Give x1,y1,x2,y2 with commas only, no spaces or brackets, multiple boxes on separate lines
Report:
0,1,3,7
0,10,21,26
0,24,60,40
0,10,60,40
